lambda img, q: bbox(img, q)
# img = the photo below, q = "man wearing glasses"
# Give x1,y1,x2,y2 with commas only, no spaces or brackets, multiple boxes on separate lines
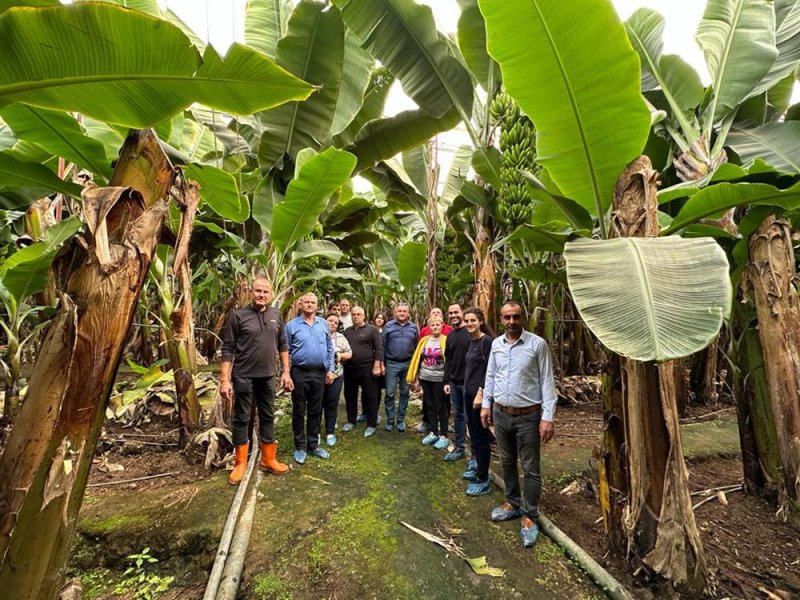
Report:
480,300,557,547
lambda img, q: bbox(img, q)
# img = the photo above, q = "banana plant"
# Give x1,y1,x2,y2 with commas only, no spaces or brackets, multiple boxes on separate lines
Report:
625,0,800,184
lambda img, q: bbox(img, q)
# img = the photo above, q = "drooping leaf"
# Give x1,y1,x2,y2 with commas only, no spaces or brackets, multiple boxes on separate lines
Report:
257,1,345,168
696,0,778,124
331,30,375,135
348,108,461,173
727,122,800,174
0,4,313,128
480,0,651,222
271,148,357,252
252,173,282,232
442,145,473,206
373,238,399,280
0,151,82,197
491,224,570,254
332,0,473,121
663,181,800,234
396,240,426,290
401,146,430,198
294,267,362,283
564,237,732,362
0,216,81,302
0,104,111,178
184,164,249,223
751,0,800,96
456,0,500,90
244,0,293,61
471,146,502,190
333,68,395,147
521,170,593,231
291,239,344,262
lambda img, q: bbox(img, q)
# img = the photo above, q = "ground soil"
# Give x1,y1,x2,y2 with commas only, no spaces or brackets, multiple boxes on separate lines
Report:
60,389,800,599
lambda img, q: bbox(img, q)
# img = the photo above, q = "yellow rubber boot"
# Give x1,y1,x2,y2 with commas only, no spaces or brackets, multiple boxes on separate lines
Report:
227,443,249,485
260,441,289,475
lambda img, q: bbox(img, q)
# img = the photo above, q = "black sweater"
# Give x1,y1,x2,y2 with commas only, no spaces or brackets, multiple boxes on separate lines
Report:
443,326,470,386
464,335,494,396
221,305,287,378
343,323,383,367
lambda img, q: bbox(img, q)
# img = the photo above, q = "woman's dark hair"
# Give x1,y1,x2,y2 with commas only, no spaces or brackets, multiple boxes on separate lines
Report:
372,311,387,324
325,312,340,321
463,306,495,337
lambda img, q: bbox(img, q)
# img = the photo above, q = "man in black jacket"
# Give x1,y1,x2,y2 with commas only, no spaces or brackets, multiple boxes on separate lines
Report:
220,278,292,485
342,306,383,437
443,303,470,461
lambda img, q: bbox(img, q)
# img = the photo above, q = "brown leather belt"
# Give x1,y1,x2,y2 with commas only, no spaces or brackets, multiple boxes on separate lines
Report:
494,403,541,416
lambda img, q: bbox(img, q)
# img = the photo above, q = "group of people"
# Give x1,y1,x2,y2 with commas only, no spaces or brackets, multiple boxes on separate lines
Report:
219,278,557,547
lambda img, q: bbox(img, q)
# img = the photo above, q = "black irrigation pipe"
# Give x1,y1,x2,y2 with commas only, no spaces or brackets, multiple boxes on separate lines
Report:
488,471,634,600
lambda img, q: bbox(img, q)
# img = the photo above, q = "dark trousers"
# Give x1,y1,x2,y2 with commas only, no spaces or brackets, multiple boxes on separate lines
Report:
290,366,326,452
343,364,378,427
465,392,491,481
323,376,344,435
421,379,447,436
493,406,542,519
232,375,275,446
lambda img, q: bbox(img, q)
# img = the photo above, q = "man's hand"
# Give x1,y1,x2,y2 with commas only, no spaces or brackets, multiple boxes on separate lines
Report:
280,372,294,392
380,363,386,376
325,371,335,385
443,384,451,395
220,380,233,413
372,363,382,377
480,406,492,429
539,419,555,445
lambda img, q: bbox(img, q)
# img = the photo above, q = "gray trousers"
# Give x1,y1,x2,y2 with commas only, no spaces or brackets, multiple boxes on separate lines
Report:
493,406,542,519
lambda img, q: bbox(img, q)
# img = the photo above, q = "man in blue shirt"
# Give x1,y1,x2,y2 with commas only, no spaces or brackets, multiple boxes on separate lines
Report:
380,302,419,432
481,300,557,548
285,293,335,464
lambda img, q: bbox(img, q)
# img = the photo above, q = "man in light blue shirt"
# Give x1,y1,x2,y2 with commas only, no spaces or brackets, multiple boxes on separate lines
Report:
285,293,335,465
480,300,557,548
380,302,419,432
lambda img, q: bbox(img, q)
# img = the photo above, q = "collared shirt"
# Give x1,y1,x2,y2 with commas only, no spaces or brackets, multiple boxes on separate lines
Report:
285,315,335,372
482,330,557,421
221,305,287,378
381,319,419,362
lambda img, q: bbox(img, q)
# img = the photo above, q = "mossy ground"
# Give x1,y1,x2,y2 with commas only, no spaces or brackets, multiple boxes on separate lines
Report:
70,401,741,599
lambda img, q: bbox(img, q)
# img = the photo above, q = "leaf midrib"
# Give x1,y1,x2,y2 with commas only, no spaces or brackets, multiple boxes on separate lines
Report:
281,155,342,250
23,105,105,176
627,238,661,359
706,0,745,127
732,126,800,174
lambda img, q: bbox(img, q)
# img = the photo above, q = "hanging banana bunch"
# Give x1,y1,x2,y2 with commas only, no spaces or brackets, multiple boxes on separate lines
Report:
490,92,538,228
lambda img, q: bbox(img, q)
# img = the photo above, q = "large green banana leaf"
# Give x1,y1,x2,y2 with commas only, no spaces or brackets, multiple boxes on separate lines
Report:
479,0,650,226
0,105,111,179
401,146,431,199
751,0,800,96
663,180,800,234
244,0,292,61
0,3,312,128
727,122,800,174
331,31,375,136
290,240,344,263
373,239,400,281
332,0,473,122
696,0,778,129
625,9,704,137
271,147,357,253
564,237,732,362
0,216,81,303
184,164,249,223
396,240,426,291
333,69,394,148
456,0,500,90
257,1,345,169
0,151,82,197
348,108,461,172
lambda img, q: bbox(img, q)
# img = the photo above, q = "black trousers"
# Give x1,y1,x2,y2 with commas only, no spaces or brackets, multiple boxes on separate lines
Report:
323,376,344,435
290,366,326,452
232,375,275,446
465,392,491,481
422,379,447,436
343,363,378,427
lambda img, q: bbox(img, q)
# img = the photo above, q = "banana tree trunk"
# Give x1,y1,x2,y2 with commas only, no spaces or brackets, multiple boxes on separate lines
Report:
425,142,440,313
601,156,706,590
731,303,782,502
1,336,21,422
0,129,175,599
473,211,496,330
742,215,800,521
